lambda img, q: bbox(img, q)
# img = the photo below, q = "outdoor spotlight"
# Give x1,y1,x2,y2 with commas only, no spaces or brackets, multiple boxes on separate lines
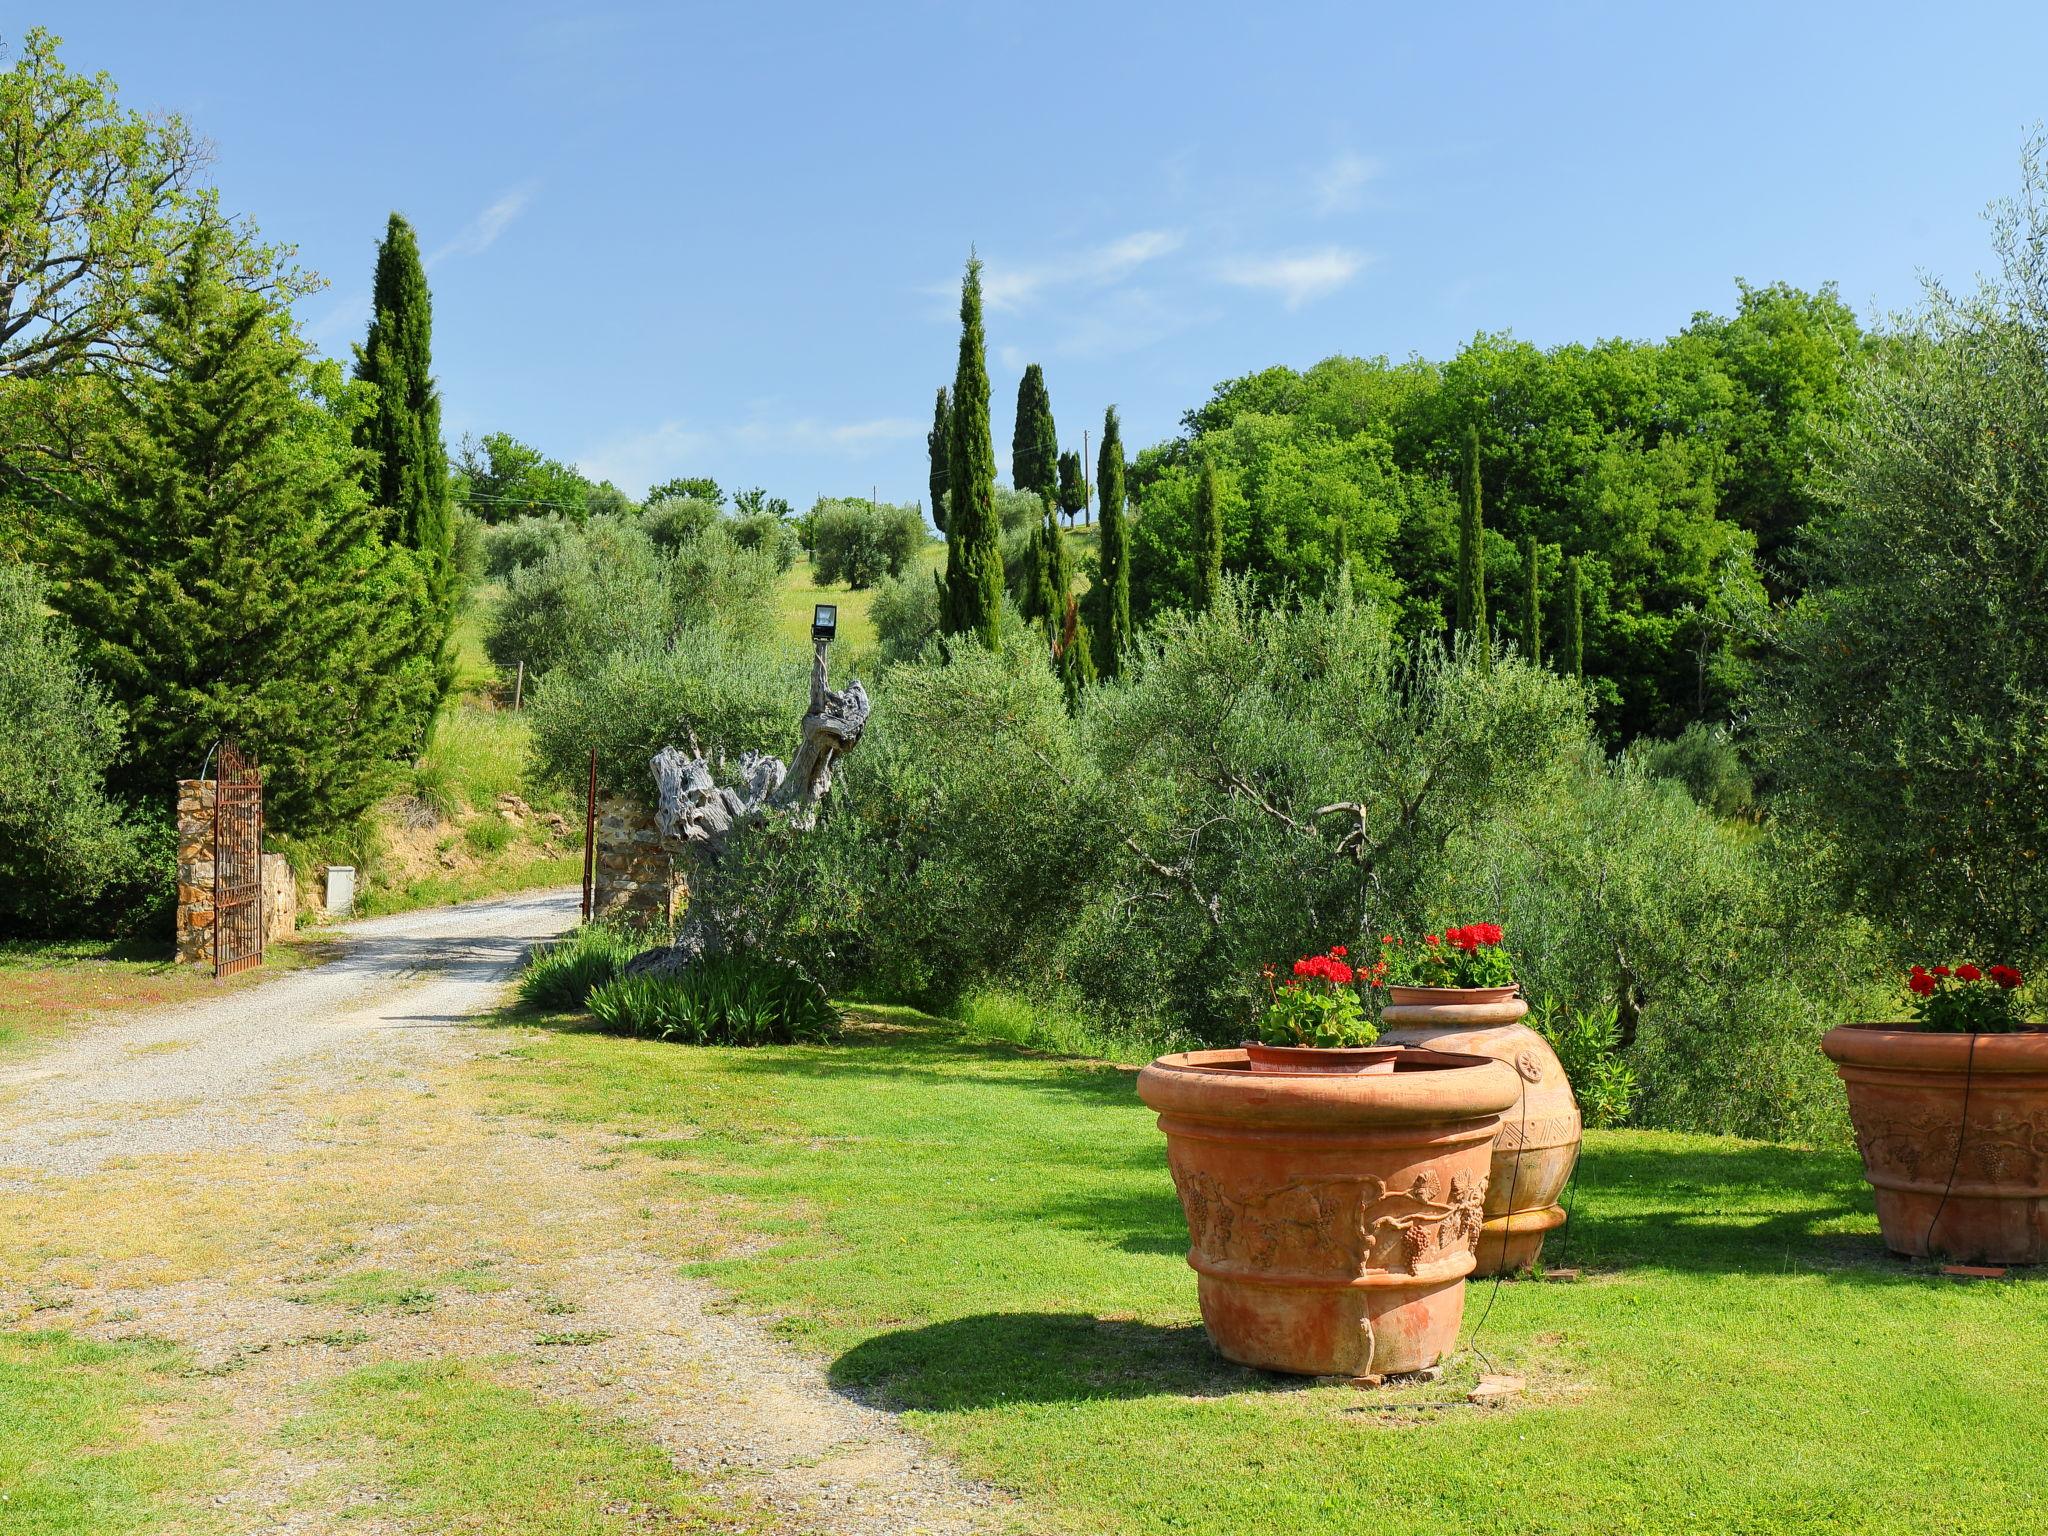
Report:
812,603,839,644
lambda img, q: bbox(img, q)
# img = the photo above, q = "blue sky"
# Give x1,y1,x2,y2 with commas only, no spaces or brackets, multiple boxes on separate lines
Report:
47,2,2048,510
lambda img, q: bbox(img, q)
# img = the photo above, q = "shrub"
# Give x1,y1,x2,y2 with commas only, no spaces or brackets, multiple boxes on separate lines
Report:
641,496,720,552
518,922,644,1010
463,817,513,856
1528,995,1638,1128
728,510,797,572
870,567,942,663
481,515,569,579
809,499,926,588
1635,721,1752,819
0,565,138,935
486,516,668,677
584,948,838,1045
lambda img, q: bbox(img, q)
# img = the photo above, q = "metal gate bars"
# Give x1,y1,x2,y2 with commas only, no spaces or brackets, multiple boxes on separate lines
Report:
212,739,264,977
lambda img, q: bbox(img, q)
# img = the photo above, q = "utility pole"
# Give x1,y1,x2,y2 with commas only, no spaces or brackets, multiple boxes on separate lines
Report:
1083,427,1090,525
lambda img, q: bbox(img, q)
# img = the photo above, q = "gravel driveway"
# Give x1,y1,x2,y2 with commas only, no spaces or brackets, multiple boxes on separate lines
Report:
0,888,1013,1534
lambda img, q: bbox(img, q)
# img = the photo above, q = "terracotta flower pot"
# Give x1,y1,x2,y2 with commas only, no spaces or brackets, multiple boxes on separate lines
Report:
1241,1042,1402,1075
1377,987,1582,1276
1137,1046,1519,1378
1821,1023,2048,1264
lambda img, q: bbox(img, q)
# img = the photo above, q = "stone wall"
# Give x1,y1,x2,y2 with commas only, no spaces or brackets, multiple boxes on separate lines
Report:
592,793,685,928
175,778,298,966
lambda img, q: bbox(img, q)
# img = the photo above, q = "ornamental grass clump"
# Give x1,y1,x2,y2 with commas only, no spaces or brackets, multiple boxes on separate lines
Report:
1382,923,1517,989
517,923,643,1010
1254,947,1385,1048
1905,962,2032,1033
585,948,839,1047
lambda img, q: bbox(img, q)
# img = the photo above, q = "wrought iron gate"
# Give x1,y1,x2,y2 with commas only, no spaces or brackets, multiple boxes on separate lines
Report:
212,740,264,977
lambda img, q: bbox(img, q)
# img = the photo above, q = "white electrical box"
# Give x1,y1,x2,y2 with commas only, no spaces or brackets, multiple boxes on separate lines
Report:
324,865,356,915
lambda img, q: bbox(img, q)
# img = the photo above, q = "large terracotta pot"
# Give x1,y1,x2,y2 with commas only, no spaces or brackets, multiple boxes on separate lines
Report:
1137,1046,1519,1378
1821,1023,2048,1264
1377,987,1582,1276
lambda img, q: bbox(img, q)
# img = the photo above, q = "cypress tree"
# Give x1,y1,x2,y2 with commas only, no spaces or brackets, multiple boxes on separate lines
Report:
1045,510,1074,616
1021,511,1053,623
1523,535,1542,664
1092,407,1132,676
1056,449,1086,526
1195,459,1224,612
927,386,950,533
1054,594,1097,710
1454,426,1488,653
943,257,1003,648
1010,364,1059,503
55,227,438,830
353,214,450,603
1565,554,1585,679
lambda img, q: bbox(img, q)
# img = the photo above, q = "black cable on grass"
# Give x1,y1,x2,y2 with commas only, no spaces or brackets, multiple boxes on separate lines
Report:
1550,1143,1587,1273
1919,1031,1980,1263
1460,1072,1528,1374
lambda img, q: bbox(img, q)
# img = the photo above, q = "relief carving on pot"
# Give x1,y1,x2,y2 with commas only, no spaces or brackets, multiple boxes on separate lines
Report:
1494,1112,1582,1150
1853,1106,2048,1183
1515,1048,1546,1083
1167,1151,1489,1277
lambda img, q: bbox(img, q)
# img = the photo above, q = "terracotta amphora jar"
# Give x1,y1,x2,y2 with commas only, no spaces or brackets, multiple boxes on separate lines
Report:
1821,1024,2048,1264
1137,1046,1519,1379
1376,987,1582,1276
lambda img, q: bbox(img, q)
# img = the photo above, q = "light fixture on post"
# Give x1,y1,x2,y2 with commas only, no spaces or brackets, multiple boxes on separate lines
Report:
812,603,838,646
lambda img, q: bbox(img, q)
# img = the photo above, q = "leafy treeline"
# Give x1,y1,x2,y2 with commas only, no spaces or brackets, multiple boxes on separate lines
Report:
1127,282,1865,736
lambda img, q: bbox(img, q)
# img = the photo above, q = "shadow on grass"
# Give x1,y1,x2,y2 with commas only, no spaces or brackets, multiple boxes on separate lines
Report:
830,1311,1285,1411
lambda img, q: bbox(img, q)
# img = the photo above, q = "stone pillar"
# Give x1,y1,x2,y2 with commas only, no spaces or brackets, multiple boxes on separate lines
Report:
175,778,217,966
592,793,686,928
174,779,297,964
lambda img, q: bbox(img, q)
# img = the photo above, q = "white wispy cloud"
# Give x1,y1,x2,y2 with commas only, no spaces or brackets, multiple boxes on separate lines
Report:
1217,246,1369,309
1312,150,1382,215
427,185,536,267
962,229,1186,312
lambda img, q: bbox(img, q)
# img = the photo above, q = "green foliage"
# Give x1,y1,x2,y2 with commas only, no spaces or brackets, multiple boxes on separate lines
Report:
352,212,451,616
1056,449,1086,523
480,514,569,578
1455,426,1488,649
943,258,1003,648
643,475,722,508
0,565,137,933
1635,721,1753,818
1010,363,1059,501
1522,534,1541,663
453,432,608,524
49,229,437,831
528,626,808,796
1755,145,2048,962
584,948,838,1046
1564,553,1585,677
487,517,778,681
1194,460,1223,612
462,817,513,856
1528,994,1638,1128
926,386,950,533
518,922,644,1010
809,498,925,588
727,508,797,573
870,565,943,664
639,495,719,551
1091,407,1131,675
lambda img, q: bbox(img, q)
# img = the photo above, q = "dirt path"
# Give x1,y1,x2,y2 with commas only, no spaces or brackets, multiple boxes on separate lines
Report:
0,890,1015,1535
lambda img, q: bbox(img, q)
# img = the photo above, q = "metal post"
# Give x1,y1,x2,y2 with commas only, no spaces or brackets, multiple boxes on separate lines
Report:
581,748,597,922
514,660,524,711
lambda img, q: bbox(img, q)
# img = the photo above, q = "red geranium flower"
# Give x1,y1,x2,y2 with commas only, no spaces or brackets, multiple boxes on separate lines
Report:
1933,965,1951,978
1989,965,2024,990
1955,963,1983,982
1908,972,1938,997
1331,945,1348,958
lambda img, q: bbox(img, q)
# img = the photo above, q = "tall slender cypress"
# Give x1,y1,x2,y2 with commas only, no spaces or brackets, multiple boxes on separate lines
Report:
1092,407,1132,676
927,386,950,533
943,257,1003,648
1523,535,1542,664
1195,459,1223,612
1454,426,1488,653
1565,554,1585,679
1010,364,1059,504
354,214,449,603
1056,450,1085,526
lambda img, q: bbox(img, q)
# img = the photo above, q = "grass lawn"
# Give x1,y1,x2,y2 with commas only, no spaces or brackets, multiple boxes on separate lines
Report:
0,936,333,1057
487,1007,2048,1536
0,1331,218,1534
770,542,947,656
